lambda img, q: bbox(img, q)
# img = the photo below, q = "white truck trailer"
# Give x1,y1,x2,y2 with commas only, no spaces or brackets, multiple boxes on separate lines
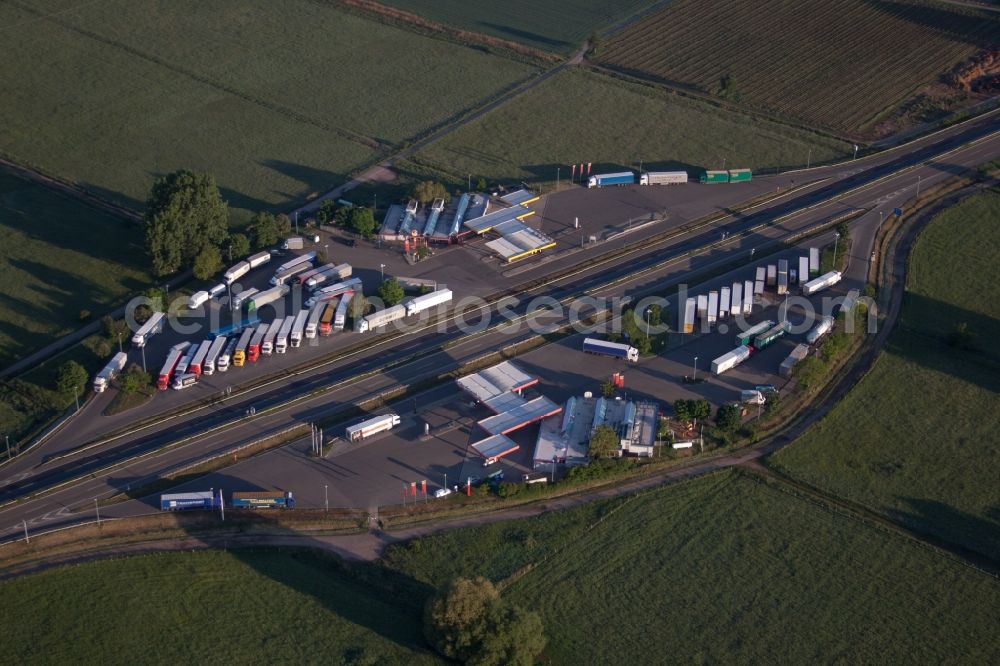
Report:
223,260,251,284
218,338,237,372
582,338,639,362
707,291,719,325
202,336,228,375
305,303,325,339
187,291,210,310
334,292,353,332
802,271,842,296
261,320,280,355
719,286,731,319
711,345,751,375
305,263,352,290
247,251,271,269
346,413,401,442
405,288,453,316
743,280,754,314
93,352,128,392
274,315,295,354
290,310,309,348
681,298,696,333
357,304,406,333
131,311,165,347
639,171,687,186
233,287,259,310
809,247,820,275
806,316,835,344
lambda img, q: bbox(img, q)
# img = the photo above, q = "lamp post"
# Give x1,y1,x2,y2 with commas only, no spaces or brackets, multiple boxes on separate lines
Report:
832,232,840,271
556,167,560,191
380,263,386,281
94,499,101,526
692,357,698,382
324,484,329,513
74,385,80,412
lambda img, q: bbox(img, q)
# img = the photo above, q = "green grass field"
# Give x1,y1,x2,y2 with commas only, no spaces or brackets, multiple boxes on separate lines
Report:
379,0,659,53
773,187,1000,560
0,0,539,221
388,471,1000,663
599,0,1000,135
0,550,442,664
413,68,851,184
0,167,149,368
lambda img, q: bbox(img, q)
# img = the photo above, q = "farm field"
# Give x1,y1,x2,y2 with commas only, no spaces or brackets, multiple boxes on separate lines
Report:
0,167,149,369
0,0,539,222
413,68,851,185
378,0,659,53
598,0,1000,136
384,471,1000,663
0,550,443,664
772,187,1000,560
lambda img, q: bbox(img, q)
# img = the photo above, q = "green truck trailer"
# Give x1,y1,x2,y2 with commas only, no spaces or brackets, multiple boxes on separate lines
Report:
753,320,790,349
728,168,752,182
700,170,730,184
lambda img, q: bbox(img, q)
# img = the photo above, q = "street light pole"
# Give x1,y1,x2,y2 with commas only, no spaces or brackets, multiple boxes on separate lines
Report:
5,435,10,460
916,175,921,198
556,167,560,192
324,484,329,513
294,211,299,234
74,385,80,412
693,357,698,381
807,148,811,169
117,332,122,354
380,263,386,281
832,232,840,271
95,499,101,526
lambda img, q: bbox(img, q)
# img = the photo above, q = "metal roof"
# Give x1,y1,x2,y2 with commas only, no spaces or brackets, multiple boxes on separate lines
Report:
380,205,405,235
483,391,527,414
499,189,539,206
478,396,562,435
471,434,520,460
479,361,536,393
464,203,534,234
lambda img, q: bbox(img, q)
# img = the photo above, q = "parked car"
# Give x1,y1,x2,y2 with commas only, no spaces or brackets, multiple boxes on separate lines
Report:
341,237,356,247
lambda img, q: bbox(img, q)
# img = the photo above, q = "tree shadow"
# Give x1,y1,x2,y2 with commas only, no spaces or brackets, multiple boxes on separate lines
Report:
888,496,1000,569
479,22,572,50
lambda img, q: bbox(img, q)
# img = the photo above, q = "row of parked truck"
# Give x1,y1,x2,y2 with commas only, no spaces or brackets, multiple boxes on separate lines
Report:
586,169,752,188
160,490,295,511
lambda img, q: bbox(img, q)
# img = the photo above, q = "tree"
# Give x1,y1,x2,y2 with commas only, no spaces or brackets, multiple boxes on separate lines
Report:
229,232,250,260
144,170,229,276
192,245,223,280
334,205,353,228
673,399,691,423
647,303,661,328
424,577,545,666
718,74,742,103
476,177,487,191
350,207,377,238
316,199,336,225
587,30,603,57
600,378,616,398
348,293,368,321
120,364,151,394
715,404,741,431
793,356,828,389
411,181,450,205
56,361,88,399
250,212,279,249
378,278,404,306
836,221,851,243
275,213,292,236
589,424,619,459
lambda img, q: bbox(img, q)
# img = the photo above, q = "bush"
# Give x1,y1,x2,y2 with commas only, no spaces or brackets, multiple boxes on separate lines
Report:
377,278,404,306
589,424,619,459
55,361,88,399
793,356,828,389
411,181,450,205
192,245,223,280
119,364,151,394
78,309,91,322
715,404,742,431
229,233,250,259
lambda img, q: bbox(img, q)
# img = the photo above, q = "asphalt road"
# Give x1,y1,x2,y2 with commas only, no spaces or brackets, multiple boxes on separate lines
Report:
0,112,997,541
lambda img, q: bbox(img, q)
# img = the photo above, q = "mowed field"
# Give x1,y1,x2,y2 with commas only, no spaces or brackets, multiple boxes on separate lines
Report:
0,0,539,221
413,68,851,184
0,167,149,369
598,0,1000,135
0,550,443,664
385,471,1000,663
379,0,659,53
773,188,1000,560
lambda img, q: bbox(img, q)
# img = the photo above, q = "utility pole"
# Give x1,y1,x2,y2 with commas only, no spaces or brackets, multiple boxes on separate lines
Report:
219,489,225,522
94,499,101,526
74,385,81,412
832,232,840,271
23,520,28,543
324,484,329,513
916,175,921,198
117,332,122,354
692,356,698,382
294,211,299,234
380,263,386,281
556,167,560,192
444,473,447,492
6,435,11,459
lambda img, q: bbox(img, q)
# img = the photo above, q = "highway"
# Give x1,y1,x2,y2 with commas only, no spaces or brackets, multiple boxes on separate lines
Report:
0,111,997,542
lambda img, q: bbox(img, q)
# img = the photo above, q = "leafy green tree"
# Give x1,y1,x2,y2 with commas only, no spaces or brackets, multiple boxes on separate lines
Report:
348,293,368,321
587,30,603,57
192,245,223,280
275,213,292,236
316,200,336,224
145,287,166,312
718,73,742,102
56,361,88,398
836,221,851,243
350,207,377,238
673,399,691,423
600,378,616,398
691,399,711,422
334,205,353,228
120,364,151,394
476,177,487,192
647,303,661,328
144,170,229,276
250,212,279,249
411,181,450,205
589,424,619,459
424,577,545,665
794,356,828,389
229,233,250,260
377,278,404,306
715,404,742,431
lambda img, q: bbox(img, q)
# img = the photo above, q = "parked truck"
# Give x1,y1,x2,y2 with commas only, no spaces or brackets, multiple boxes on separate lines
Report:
172,373,197,390
246,251,271,270
357,303,406,333
246,285,289,313
175,344,198,376
247,324,267,363
731,283,742,318
271,262,312,286
798,256,809,286
711,345,751,375
157,343,190,390
779,344,810,378
806,316,835,344
305,302,325,339
188,339,212,377
187,290,210,310
681,298,696,333
233,287,259,310
696,294,708,322
131,311,165,347
261,321,280,355
209,316,260,340
766,264,777,287
306,277,361,306
743,280,754,314
582,338,639,362
202,336,228,375
587,171,635,188
290,310,309,348
233,327,255,367
777,259,789,295
753,321,791,349
405,288,453,316
707,290,719,325
639,171,687,186
281,237,305,250
160,491,219,511
305,263,352,290
208,283,226,299
274,315,295,354
223,260,251,284
802,271,842,296
700,170,730,184
231,491,296,508
218,338,237,372
719,286,731,319
273,251,316,275
728,168,752,182
346,413,400,442
319,302,337,336
737,320,775,346
334,292,353,332
809,247,820,275
93,352,128,393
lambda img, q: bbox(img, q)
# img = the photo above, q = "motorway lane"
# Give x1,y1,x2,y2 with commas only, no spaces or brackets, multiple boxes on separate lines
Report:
0,119,997,539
